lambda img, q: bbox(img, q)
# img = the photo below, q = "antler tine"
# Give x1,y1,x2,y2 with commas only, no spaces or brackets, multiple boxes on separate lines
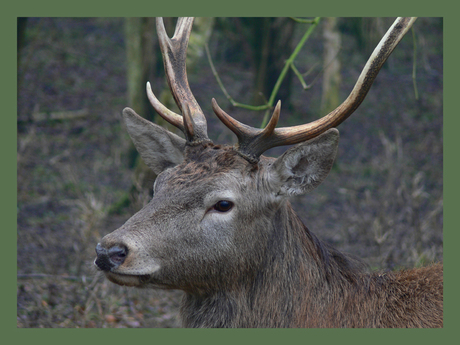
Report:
146,82,185,131
213,17,416,161
150,17,209,144
212,99,282,162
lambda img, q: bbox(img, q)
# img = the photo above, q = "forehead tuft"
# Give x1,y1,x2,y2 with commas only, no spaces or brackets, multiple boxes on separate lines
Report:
162,144,256,188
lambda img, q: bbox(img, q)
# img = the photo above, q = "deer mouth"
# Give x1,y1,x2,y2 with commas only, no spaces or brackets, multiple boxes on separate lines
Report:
103,271,151,287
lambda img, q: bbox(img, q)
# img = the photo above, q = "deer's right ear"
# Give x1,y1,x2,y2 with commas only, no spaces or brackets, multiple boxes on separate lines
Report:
267,129,339,197
122,107,186,175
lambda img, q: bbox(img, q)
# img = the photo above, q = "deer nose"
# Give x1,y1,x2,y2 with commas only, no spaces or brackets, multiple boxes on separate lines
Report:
94,243,128,271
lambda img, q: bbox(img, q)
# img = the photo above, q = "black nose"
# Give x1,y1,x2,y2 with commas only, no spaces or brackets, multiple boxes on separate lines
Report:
95,243,128,271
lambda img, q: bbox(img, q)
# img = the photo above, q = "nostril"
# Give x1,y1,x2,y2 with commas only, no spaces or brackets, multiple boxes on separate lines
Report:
108,245,128,266
95,243,128,271
95,243,107,256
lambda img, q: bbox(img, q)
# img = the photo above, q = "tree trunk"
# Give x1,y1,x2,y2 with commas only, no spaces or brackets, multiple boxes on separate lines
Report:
252,18,295,107
17,18,28,119
124,18,156,122
321,17,341,114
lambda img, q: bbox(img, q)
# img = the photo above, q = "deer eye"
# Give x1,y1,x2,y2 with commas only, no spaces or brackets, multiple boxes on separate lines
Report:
213,200,234,212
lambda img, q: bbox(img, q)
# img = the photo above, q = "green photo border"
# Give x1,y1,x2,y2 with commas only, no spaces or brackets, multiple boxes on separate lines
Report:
5,0,454,344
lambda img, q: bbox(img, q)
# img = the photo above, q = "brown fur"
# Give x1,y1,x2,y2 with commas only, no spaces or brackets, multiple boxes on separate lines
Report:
179,202,443,328
96,134,443,329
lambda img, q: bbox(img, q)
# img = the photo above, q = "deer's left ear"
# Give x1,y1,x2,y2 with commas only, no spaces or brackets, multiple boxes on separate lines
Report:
267,128,339,197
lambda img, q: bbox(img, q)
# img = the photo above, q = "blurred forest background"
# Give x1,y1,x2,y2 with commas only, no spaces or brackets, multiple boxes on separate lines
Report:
17,17,443,328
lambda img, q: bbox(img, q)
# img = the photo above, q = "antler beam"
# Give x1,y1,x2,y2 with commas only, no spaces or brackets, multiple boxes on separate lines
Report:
147,17,210,144
212,17,417,161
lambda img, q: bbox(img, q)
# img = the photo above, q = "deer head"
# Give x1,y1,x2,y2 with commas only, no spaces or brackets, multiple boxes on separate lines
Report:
94,18,427,327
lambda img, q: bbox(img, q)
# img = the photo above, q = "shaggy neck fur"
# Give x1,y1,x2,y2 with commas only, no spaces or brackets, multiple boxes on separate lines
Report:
179,201,443,328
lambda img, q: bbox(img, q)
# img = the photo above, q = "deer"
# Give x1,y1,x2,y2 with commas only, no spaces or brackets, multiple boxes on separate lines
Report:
94,17,443,328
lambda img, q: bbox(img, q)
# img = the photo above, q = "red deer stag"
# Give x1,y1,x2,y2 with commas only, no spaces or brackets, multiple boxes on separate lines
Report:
95,17,443,328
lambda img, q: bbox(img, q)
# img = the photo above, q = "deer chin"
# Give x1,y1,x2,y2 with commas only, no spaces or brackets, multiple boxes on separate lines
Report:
103,263,161,287
104,271,151,287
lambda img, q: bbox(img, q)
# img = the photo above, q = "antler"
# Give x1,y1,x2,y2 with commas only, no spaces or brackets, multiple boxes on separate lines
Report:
147,17,210,144
212,17,417,161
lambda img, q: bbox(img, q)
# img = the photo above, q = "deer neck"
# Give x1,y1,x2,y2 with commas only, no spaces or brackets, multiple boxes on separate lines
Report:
180,201,368,328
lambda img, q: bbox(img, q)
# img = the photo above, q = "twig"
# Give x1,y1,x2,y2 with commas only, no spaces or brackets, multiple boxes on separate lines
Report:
18,273,86,282
261,17,321,127
290,62,309,90
206,18,321,128
205,43,270,111
290,17,317,24
24,108,89,122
